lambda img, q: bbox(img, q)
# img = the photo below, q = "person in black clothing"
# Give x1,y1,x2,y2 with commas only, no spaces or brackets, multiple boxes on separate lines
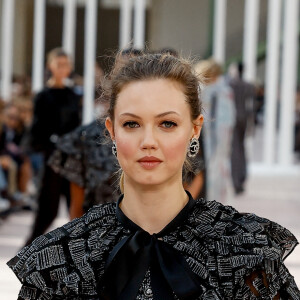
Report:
25,48,81,245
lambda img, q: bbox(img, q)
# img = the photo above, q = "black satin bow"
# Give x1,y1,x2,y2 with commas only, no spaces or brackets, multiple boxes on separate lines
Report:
99,192,202,300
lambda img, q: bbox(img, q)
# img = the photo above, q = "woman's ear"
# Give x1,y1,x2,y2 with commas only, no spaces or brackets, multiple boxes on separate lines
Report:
192,114,204,139
105,117,115,140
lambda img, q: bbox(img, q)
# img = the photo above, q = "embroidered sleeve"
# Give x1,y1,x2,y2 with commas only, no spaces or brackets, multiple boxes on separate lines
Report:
188,200,300,299
234,214,300,299
7,231,87,298
235,262,299,299
8,204,117,300
17,283,61,300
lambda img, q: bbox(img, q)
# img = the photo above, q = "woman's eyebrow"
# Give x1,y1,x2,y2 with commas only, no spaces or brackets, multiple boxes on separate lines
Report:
155,111,180,118
120,111,180,119
120,113,141,119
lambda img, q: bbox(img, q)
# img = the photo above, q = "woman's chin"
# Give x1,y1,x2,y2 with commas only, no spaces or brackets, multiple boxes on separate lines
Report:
130,177,164,188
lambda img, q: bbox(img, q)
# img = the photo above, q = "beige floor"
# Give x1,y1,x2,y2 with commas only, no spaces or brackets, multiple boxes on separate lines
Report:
0,174,300,299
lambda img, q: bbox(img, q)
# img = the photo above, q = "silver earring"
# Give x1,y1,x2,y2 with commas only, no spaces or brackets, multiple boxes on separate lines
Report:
187,137,199,157
112,141,117,157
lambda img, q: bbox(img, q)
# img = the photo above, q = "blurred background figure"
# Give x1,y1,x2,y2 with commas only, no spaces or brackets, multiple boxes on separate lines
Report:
48,48,142,220
24,48,81,246
295,87,300,157
227,62,256,195
0,104,23,199
0,165,9,214
254,84,265,126
49,115,118,219
195,59,235,202
0,103,31,209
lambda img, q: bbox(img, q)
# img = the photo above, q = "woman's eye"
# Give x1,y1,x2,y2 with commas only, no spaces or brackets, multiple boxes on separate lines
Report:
161,121,177,128
123,121,139,128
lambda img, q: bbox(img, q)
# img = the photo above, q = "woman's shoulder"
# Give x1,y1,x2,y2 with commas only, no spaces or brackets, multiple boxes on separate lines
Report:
185,199,300,298
190,198,298,259
7,202,118,298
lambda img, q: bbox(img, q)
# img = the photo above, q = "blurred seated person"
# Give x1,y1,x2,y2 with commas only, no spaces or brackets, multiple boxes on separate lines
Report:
14,97,33,129
0,164,10,214
0,103,32,202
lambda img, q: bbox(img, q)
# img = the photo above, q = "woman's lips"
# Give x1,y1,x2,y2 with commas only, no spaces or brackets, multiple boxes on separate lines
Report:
138,156,162,169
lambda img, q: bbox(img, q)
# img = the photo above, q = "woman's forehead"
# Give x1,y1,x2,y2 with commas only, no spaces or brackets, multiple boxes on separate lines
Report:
115,78,189,116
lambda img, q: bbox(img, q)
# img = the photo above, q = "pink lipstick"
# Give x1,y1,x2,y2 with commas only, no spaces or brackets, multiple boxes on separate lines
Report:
137,156,162,170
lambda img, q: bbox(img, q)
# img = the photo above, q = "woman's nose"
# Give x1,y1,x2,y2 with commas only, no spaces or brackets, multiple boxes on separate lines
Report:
141,128,158,150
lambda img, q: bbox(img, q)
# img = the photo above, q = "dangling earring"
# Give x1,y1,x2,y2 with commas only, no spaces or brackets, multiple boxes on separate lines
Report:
112,141,117,157
187,137,199,158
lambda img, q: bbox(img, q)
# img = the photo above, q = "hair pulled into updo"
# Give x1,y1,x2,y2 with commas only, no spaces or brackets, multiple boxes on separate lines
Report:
103,52,202,121
102,52,203,193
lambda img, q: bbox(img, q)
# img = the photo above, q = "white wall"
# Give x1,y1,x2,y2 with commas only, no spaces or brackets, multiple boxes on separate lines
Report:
13,0,29,76
0,0,33,77
0,0,2,74
3,1,271,79
149,0,210,57
149,0,268,71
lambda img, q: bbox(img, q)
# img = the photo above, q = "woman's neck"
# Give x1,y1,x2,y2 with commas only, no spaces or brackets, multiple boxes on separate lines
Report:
120,178,189,235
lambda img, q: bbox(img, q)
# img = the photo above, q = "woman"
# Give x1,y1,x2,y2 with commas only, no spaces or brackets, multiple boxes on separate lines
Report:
8,53,299,299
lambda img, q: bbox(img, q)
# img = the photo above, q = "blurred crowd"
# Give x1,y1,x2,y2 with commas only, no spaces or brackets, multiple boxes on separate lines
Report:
0,49,85,217
0,85,34,213
0,47,300,246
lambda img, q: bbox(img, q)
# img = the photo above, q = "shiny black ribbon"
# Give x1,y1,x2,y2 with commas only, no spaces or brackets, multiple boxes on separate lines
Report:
99,192,202,300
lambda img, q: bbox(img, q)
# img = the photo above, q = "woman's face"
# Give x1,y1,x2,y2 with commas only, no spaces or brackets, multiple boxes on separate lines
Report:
106,78,203,189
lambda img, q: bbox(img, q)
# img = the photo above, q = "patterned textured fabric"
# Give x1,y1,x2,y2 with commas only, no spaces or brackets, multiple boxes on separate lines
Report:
48,120,120,211
7,198,300,299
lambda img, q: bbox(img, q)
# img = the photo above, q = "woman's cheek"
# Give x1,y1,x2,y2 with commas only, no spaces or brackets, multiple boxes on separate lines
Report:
116,135,136,160
163,136,188,163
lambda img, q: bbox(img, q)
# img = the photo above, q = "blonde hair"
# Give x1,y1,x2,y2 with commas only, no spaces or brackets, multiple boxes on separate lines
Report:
194,58,223,84
119,172,125,193
47,48,70,65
